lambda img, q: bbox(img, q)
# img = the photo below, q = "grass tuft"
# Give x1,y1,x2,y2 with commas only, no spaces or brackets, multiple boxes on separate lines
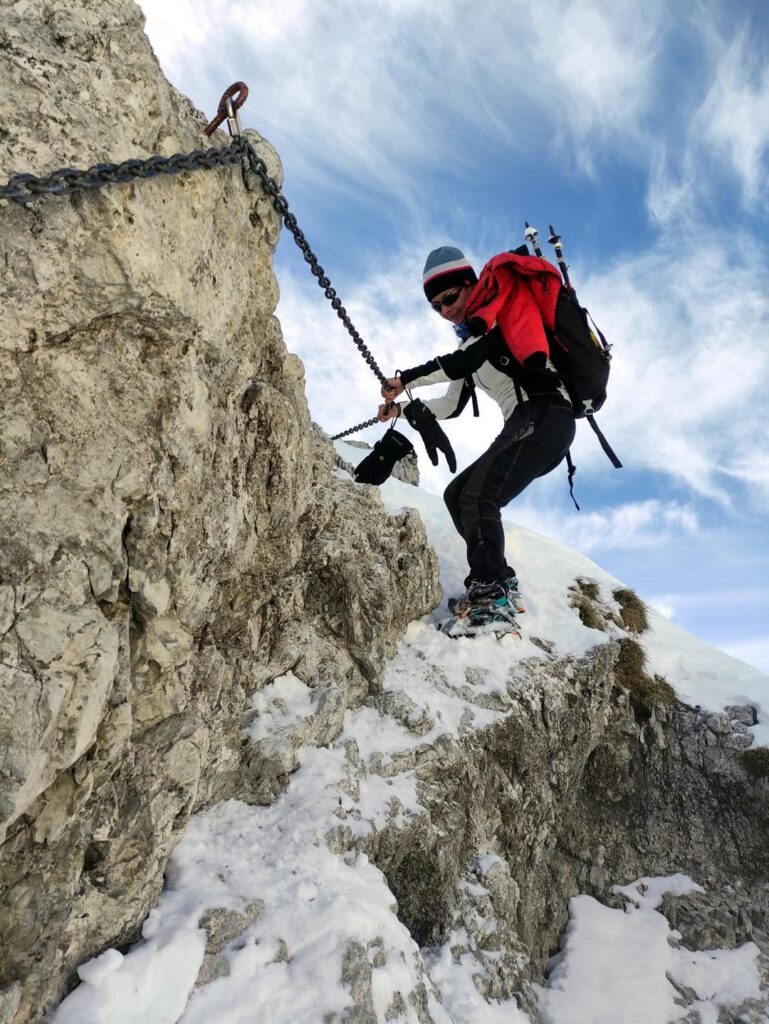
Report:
614,640,677,711
574,577,601,600
741,747,769,779
569,594,606,631
613,587,650,633
614,637,648,686
568,578,607,630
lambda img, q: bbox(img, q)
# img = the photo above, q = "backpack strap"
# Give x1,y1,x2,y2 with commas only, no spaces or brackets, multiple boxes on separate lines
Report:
565,451,580,511
512,372,524,407
586,413,623,468
445,377,479,419
467,376,479,417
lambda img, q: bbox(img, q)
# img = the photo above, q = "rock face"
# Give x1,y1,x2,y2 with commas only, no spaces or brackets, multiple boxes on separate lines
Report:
356,649,769,1011
0,2,438,1019
2,3,769,1023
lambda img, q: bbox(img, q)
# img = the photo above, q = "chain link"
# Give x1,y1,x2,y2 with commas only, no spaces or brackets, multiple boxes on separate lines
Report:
330,416,380,440
0,131,388,431
242,145,387,385
0,141,249,204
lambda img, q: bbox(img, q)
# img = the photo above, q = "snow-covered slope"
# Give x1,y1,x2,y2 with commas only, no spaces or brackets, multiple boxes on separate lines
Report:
53,448,769,1023
365,448,769,748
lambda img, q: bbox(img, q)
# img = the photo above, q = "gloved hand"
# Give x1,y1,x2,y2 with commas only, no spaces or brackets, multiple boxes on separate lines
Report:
354,429,415,486
403,399,457,473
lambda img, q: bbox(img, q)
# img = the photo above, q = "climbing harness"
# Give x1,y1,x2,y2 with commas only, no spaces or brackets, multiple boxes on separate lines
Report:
1,83,388,400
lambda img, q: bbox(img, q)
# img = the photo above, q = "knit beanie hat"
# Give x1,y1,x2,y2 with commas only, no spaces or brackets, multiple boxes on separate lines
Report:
422,246,477,301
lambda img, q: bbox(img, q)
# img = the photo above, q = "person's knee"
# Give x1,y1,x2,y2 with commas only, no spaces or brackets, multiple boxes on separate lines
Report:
444,478,461,512
457,490,484,535
477,497,502,517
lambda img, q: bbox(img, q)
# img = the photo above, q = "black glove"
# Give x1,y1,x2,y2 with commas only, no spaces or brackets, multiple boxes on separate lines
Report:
354,429,415,485
403,399,457,473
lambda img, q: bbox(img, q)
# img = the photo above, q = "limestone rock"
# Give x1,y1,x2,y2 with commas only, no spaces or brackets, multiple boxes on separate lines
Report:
4,2,768,1023
199,901,264,955
0,1,439,1018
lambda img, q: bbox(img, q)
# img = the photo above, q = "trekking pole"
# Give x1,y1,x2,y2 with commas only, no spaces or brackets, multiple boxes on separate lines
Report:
524,222,544,258
548,225,572,291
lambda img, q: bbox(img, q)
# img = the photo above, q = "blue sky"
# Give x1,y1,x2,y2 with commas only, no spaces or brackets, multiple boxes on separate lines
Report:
139,0,769,672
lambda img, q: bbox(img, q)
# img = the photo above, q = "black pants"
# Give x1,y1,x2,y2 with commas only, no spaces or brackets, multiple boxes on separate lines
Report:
443,399,576,585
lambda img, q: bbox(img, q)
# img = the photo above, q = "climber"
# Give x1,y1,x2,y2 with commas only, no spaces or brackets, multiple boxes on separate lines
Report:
377,245,576,629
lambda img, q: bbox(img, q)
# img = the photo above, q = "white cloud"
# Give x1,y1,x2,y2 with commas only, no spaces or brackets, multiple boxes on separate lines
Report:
518,0,665,168
507,498,700,555
697,29,769,205
139,0,666,204
577,238,769,504
646,19,769,221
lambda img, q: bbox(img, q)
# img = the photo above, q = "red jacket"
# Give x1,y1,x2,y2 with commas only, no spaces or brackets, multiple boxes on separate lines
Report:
465,253,562,366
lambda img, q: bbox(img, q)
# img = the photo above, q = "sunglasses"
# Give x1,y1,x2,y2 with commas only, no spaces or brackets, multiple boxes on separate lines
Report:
430,287,463,312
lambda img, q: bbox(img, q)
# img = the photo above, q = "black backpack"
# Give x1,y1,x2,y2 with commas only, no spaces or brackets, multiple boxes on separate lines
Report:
548,286,610,419
465,244,622,508
546,285,622,506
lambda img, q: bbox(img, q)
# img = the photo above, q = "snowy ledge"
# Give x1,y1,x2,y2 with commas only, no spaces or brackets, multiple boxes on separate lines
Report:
53,447,769,1023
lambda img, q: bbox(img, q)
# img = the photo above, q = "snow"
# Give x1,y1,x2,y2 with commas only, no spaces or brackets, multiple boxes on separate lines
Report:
612,873,704,911
54,928,204,1024
53,446,769,1022
424,930,530,1024
76,949,124,988
535,877,763,1024
361,447,769,746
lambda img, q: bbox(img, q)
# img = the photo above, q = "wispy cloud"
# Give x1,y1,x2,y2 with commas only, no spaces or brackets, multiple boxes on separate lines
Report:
578,239,769,505
518,0,665,168
698,27,769,206
646,17,769,221
278,226,769,515
139,0,666,205
508,498,700,554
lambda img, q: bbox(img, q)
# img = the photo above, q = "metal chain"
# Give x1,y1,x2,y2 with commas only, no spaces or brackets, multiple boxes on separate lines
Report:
0,140,249,204
0,102,388,432
241,144,386,385
330,416,379,440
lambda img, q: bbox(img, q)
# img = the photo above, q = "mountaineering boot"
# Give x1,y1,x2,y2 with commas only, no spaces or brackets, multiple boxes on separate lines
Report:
439,579,521,638
448,577,525,615
504,573,525,614
447,579,506,616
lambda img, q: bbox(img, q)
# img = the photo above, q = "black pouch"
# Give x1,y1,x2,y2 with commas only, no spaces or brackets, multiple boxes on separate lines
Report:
353,429,415,485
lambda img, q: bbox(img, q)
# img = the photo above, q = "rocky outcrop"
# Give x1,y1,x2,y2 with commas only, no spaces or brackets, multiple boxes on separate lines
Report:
353,649,769,998
0,2,438,1019
54,633,766,1022
3,3,768,1023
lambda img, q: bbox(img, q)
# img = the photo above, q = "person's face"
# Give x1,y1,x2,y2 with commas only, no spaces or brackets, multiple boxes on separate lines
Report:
430,282,471,324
